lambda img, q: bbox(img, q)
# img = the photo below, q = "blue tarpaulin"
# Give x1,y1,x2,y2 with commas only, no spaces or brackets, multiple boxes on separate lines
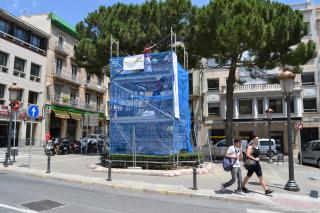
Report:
109,51,192,155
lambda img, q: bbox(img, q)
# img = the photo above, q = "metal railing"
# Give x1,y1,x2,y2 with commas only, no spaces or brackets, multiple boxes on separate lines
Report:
0,30,46,55
0,65,8,73
52,96,105,113
221,82,302,94
54,41,70,55
13,69,26,78
53,70,81,85
84,81,107,93
30,74,41,82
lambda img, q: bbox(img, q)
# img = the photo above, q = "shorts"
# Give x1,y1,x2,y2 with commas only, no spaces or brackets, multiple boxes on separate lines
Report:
247,161,262,177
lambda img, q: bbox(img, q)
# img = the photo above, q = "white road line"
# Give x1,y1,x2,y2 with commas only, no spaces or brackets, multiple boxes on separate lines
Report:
247,209,282,213
0,203,39,213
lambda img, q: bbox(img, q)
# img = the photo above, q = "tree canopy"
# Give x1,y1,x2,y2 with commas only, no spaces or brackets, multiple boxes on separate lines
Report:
75,0,197,75
192,0,316,145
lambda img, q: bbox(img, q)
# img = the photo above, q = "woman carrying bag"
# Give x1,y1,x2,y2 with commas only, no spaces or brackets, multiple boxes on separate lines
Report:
242,136,273,195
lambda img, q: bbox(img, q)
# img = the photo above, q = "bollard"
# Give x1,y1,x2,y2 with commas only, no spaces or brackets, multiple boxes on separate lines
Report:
107,160,112,181
13,151,16,163
46,153,51,173
192,166,198,190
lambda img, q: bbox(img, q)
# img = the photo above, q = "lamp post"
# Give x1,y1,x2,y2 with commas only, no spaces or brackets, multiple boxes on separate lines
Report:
266,107,273,164
279,70,299,192
3,83,21,167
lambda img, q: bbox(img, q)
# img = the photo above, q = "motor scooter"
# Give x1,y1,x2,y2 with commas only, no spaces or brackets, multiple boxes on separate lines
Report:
44,140,56,156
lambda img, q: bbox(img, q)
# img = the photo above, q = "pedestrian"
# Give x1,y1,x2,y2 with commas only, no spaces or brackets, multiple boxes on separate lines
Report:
242,136,273,195
221,139,245,194
45,132,51,146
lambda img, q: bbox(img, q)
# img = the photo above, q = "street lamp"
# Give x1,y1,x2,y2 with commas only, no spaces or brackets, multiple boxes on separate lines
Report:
3,83,21,167
266,107,273,164
279,70,299,192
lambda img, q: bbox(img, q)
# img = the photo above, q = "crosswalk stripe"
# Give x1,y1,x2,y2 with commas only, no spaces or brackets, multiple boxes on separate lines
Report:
247,209,282,213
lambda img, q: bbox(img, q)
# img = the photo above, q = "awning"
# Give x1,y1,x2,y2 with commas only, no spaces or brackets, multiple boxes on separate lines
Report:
69,112,83,120
52,109,70,119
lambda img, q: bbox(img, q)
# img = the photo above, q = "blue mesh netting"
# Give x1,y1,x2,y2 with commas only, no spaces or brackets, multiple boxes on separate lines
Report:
109,51,192,155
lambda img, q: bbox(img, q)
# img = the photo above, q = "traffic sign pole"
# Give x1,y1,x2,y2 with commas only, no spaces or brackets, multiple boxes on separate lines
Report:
27,105,40,169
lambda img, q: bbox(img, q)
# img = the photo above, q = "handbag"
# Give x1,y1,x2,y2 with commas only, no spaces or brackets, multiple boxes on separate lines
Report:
222,146,238,172
244,159,255,170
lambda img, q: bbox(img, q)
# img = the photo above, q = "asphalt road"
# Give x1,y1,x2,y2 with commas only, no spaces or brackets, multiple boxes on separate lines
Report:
0,172,296,213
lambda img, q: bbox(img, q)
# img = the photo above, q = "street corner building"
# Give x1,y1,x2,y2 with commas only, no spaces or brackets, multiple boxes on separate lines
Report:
18,13,108,144
109,51,192,155
0,9,49,148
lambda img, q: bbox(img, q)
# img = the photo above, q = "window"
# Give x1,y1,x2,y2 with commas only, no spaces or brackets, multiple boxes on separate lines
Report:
85,93,90,104
207,79,219,91
30,63,40,77
97,76,102,86
0,51,8,67
305,22,311,35
0,84,5,99
70,89,77,105
28,91,38,104
86,72,91,83
290,97,295,113
239,100,252,115
303,98,317,112
14,57,25,71
301,72,315,85
97,96,101,107
17,89,23,102
208,103,220,115
311,142,319,151
257,99,264,114
72,65,77,80
58,36,64,48
30,34,41,47
189,73,193,94
55,84,61,97
14,26,26,41
56,58,63,74
0,18,10,33
269,98,283,113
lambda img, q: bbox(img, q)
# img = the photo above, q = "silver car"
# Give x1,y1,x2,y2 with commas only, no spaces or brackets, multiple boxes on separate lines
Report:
298,140,320,168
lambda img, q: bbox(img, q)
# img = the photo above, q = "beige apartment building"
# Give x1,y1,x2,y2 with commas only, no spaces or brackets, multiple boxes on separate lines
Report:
190,1,320,155
21,13,108,143
0,9,49,147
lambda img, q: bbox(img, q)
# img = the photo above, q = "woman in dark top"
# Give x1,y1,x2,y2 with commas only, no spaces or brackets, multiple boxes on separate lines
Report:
242,136,273,195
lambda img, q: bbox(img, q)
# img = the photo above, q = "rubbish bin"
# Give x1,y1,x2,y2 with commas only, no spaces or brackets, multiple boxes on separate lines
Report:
10,147,19,156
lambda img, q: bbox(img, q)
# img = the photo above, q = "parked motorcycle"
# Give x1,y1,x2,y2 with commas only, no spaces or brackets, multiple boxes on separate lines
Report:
58,138,70,155
44,141,56,156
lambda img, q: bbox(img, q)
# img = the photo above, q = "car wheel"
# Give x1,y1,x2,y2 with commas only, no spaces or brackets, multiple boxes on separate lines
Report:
267,150,274,158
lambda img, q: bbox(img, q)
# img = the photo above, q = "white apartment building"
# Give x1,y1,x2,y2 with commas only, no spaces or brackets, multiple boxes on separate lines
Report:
0,9,49,147
21,13,108,143
190,0,320,154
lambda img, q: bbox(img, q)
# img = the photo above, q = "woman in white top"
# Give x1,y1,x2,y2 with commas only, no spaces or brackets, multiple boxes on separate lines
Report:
221,139,244,194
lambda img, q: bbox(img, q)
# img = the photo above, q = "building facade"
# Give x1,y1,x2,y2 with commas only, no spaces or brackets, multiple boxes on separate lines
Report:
22,13,108,143
0,9,49,147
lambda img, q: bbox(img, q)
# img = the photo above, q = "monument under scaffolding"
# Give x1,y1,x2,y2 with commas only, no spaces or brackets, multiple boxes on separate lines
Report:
109,51,192,155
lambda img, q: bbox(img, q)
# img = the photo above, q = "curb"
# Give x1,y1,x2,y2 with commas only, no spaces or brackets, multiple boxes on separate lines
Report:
0,166,271,209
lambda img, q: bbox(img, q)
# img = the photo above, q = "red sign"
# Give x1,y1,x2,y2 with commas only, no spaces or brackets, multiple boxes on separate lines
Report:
12,101,20,112
295,122,303,130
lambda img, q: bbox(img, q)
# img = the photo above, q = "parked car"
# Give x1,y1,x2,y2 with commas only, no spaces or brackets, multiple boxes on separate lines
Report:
298,140,320,168
202,139,246,159
82,134,108,153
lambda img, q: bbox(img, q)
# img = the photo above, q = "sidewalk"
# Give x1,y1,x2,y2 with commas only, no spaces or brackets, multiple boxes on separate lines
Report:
0,148,319,212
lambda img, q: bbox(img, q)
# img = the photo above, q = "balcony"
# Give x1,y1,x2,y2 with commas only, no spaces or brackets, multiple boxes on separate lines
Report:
84,81,107,93
13,69,26,78
0,31,46,56
0,65,8,73
54,42,70,56
30,74,41,83
53,69,81,85
221,83,302,94
52,96,106,113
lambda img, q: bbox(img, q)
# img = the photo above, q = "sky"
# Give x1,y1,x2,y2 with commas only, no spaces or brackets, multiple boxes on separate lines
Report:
0,0,319,27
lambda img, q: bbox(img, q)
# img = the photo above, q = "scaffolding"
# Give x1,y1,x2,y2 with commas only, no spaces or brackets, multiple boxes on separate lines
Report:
109,51,192,156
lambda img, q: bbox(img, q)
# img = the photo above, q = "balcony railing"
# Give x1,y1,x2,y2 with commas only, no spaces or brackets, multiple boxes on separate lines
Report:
0,30,46,55
30,74,41,82
84,81,107,93
54,42,70,56
221,83,302,94
13,69,26,78
0,65,8,73
53,70,81,85
52,96,105,113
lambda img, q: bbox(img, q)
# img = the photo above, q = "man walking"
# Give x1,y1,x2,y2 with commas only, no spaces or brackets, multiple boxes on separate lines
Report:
221,139,244,194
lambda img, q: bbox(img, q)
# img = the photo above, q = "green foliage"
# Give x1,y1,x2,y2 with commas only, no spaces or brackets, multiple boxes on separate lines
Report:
101,153,203,170
75,0,198,75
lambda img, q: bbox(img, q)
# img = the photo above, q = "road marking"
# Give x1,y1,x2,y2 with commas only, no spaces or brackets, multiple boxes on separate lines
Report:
247,209,282,213
0,203,39,213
